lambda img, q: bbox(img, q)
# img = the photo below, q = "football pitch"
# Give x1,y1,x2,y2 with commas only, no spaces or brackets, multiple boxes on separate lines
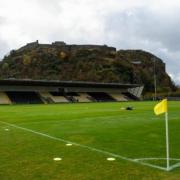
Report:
0,101,179,179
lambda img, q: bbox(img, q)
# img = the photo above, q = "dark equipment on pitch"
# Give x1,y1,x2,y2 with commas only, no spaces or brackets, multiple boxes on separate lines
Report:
126,106,133,110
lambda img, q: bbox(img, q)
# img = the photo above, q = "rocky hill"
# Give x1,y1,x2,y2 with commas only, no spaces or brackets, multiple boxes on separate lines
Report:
0,41,175,93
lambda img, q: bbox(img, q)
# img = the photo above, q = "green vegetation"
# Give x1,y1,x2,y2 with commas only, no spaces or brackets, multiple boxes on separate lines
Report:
0,43,175,94
0,101,179,179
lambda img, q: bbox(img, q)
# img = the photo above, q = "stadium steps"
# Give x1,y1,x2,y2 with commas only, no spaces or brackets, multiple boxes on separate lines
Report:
87,92,116,102
122,92,139,100
40,92,69,103
0,92,12,104
51,96,69,103
38,92,54,104
109,93,128,101
74,93,92,102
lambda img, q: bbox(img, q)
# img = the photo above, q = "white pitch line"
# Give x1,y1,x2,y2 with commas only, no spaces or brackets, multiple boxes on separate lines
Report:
169,163,180,171
135,158,180,161
134,158,180,171
0,121,169,171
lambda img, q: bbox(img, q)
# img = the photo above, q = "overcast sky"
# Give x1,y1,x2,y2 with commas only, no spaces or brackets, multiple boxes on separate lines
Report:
0,0,180,84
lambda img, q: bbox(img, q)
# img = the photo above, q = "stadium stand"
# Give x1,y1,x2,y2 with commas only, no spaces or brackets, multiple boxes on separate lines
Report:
87,92,116,102
6,92,43,104
51,96,69,103
39,92,54,103
122,92,139,100
0,80,143,104
109,93,128,101
63,92,79,102
42,92,69,103
76,93,91,102
0,92,12,104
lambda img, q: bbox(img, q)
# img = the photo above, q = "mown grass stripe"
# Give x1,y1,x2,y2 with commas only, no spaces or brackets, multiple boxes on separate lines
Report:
0,120,168,171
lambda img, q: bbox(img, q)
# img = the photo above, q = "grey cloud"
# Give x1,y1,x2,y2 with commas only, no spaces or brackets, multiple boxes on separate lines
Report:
104,8,180,51
0,39,10,60
0,17,9,59
33,0,62,14
0,1,180,84
103,8,180,84
0,16,6,24
133,9,180,52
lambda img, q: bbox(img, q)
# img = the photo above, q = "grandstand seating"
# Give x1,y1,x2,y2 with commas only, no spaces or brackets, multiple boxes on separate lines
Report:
50,92,92,103
0,80,142,104
51,96,69,103
39,92,54,103
76,93,92,102
41,92,69,103
109,93,128,101
0,91,136,105
87,92,116,102
6,92,43,104
0,92,12,104
63,92,79,102
122,92,139,100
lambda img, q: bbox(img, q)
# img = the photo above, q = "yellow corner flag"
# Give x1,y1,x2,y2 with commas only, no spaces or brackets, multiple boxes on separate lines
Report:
154,99,170,171
154,99,168,115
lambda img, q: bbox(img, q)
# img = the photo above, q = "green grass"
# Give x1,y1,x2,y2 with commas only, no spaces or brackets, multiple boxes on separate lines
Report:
0,101,179,180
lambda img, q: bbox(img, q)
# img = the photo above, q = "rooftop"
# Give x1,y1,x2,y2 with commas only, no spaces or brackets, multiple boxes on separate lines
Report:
0,79,142,89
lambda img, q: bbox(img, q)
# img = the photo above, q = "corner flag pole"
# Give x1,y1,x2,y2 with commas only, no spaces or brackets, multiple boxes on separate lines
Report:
154,99,170,171
165,111,170,171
